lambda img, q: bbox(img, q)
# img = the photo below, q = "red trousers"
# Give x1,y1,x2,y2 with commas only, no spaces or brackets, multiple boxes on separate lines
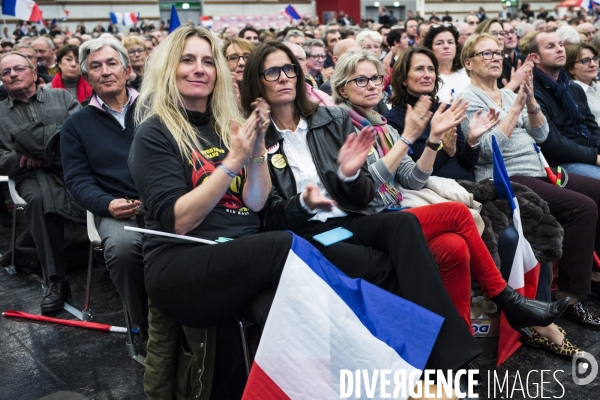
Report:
405,202,507,333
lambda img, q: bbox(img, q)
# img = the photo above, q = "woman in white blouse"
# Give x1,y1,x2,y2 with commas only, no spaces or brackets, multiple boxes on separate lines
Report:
422,24,471,104
566,42,600,123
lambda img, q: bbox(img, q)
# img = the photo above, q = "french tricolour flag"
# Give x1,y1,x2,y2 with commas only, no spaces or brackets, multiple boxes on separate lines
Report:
243,235,444,399
1,0,43,22
492,136,541,366
109,12,138,27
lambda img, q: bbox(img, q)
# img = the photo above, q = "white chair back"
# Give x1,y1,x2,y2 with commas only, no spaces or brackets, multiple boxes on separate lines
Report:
8,179,26,205
87,211,102,244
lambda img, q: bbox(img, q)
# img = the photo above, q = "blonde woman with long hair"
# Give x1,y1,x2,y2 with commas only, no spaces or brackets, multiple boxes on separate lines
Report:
129,25,293,360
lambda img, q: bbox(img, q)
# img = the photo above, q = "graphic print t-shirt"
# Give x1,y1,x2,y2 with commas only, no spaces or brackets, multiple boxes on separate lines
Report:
186,128,260,239
185,128,260,240
131,112,261,260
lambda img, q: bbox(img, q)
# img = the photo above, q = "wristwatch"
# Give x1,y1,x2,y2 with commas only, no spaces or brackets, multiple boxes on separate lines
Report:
528,105,541,115
425,139,443,151
250,149,268,163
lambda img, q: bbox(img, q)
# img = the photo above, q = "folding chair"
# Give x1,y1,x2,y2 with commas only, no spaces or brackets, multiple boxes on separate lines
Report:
124,226,252,374
5,178,26,275
62,211,145,365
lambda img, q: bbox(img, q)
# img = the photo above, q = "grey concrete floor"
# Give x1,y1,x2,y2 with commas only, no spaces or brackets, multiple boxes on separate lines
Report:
0,186,599,399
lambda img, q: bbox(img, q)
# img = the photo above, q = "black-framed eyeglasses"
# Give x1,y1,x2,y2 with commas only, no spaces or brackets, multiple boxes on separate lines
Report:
0,65,32,77
576,56,599,66
347,75,384,87
473,50,504,60
261,64,299,82
308,54,327,60
127,49,145,55
226,54,250,64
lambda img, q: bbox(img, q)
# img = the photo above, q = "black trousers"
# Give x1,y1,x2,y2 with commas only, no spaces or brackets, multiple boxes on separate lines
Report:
292,212,481,371
511,173,600,295
17,177,66,281
147,213,480,371
146,231,293,329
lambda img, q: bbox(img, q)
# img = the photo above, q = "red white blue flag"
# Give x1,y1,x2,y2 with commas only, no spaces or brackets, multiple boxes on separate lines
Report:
242,234,444,399
2,0,42,22
492,136,541,365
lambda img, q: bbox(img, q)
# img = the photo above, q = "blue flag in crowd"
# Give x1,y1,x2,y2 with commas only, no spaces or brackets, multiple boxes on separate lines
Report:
169,5,181,34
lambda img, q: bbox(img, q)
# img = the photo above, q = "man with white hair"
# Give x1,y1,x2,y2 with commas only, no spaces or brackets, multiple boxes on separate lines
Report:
61,39,148,337
532,19,547,32
32,36,57,75
284,29,306,46
556,24,581,47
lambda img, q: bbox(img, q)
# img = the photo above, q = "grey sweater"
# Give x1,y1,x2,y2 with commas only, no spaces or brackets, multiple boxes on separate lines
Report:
362,124,432,211
457,85,549,182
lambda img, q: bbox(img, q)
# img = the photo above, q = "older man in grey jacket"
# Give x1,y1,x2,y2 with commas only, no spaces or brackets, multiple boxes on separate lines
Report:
0,51,80,313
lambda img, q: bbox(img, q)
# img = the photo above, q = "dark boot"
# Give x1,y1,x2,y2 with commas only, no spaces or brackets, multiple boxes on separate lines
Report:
41,279,71,314
491,286,569,330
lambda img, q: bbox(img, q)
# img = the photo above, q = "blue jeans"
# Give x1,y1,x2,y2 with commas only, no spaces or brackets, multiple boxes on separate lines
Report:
560,163,600,181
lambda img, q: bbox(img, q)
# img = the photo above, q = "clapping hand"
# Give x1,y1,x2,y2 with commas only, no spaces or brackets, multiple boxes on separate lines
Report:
302,183,337,211
441,127,457,157
337,126,376,177
250,97,271,155
430,99,469,140
229,112,260,168
502,55,534,88
467,108,500,145
403,96,433,143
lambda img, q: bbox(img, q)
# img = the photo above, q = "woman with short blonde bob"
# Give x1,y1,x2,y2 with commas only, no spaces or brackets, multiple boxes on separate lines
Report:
122,36,147,90
458,33,599,356
130,25,292,340
222,37,255,83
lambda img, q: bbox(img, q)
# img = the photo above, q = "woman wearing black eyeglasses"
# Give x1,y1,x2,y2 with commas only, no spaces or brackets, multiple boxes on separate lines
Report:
240,41,569,372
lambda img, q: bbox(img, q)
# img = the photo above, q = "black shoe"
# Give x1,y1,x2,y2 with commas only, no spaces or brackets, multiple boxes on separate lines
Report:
40,280,71,313
491,286,570,331
562,299,600,330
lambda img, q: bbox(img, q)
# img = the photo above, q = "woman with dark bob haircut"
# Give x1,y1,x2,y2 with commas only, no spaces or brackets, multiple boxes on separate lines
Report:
385,46,481,181
241,42,566,372
50,44,92,103
422,24,470,103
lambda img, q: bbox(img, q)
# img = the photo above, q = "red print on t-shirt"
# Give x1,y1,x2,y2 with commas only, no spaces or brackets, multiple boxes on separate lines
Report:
191,149,243,210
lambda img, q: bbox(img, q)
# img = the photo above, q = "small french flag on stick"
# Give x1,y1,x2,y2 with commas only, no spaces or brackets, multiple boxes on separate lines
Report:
2,0,43,22
492,136,541,366
284,5,301,21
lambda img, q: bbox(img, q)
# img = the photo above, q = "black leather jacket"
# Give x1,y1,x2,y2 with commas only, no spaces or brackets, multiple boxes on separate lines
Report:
262,106,376,231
